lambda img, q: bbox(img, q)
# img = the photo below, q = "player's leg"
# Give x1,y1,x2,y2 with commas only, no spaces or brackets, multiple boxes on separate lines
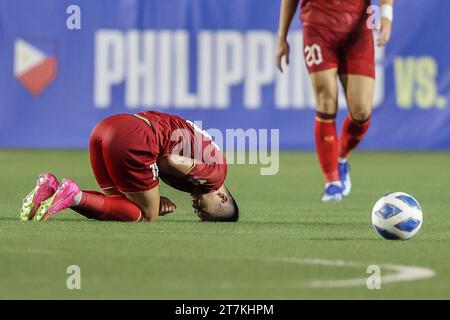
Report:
68,118,143,221
75,118,169,222
309,69,344,202
303,25,344,201
34,117,144,222
71,189,144,222
339,75,374,157
337,75,373,196
337,29,375,196
71,117,149,221
34,180,144,222
339,74,373,159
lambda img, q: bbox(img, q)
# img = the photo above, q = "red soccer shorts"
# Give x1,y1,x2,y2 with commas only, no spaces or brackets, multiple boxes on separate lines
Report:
302,25,375,78
89,114,159,193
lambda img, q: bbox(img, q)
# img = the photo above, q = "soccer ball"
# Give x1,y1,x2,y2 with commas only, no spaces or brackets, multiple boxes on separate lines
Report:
371,192,423,240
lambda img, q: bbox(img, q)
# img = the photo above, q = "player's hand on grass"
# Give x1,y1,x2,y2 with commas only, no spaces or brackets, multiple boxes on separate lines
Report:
377,17,392,47
159,196,176,216
276,39,290,73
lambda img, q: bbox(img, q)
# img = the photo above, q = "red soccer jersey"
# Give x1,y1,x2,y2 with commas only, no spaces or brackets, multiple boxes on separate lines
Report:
136,111,227,193
300,0,371,33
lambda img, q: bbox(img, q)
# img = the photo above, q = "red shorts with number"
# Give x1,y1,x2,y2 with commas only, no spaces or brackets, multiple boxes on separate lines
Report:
302,24,375,78
89,114,158,193
89,113,227,194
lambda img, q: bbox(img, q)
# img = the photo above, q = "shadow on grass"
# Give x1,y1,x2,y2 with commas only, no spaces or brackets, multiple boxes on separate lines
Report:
0,216,198,223
0,217,82,222
1,217,391,240
305,237,379,241
237,220,368,227
2,216,369,227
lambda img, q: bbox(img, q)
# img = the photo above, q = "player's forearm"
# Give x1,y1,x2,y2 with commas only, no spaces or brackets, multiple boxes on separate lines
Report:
277,0,300,41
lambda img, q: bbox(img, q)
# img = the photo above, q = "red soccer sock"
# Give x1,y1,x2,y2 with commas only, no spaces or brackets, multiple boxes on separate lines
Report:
71,190,143,222
339,114,371,159
315,112,339,183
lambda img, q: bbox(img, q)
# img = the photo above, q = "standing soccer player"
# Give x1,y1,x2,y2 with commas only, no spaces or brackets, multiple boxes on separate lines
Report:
276,0,394,201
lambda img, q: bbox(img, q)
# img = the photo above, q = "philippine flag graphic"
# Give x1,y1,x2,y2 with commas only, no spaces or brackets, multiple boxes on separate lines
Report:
14,39,57,96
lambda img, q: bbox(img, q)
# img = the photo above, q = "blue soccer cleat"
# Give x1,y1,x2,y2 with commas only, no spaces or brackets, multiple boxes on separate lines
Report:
339,160,351,197
321,182,344,202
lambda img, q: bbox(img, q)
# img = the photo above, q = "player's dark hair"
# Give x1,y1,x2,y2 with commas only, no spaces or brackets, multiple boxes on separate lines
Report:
224,188,239,222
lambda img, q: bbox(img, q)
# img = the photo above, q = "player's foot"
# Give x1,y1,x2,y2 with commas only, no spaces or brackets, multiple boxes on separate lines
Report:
20,173,59,221
321,182,344,202
34,178,80,221
339,159,351,197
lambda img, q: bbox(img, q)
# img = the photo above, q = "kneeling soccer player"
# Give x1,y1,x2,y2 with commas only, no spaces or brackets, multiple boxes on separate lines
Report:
19,111,239,222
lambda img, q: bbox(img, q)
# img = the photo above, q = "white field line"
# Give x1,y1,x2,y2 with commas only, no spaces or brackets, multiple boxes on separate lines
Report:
0,249,64,255
263,257,436,288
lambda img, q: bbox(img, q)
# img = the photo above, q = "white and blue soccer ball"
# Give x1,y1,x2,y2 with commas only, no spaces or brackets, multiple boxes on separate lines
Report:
371,192,423,240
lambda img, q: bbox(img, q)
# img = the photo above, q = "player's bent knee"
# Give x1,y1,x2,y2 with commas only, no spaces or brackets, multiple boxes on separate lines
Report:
317,98,337,114
350,108,371,122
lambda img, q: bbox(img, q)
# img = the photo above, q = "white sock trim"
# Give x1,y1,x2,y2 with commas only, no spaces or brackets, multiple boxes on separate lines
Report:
72,191,83,206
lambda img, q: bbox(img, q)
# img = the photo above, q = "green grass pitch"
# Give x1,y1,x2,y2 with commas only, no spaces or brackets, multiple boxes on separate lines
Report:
0,150,449,299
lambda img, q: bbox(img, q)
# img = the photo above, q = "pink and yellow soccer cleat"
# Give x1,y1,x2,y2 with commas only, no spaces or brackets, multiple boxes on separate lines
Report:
34,178,80,221
20,173,59,221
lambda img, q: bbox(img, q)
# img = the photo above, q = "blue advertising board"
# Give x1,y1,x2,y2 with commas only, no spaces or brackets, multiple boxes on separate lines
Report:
0,0,449,149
